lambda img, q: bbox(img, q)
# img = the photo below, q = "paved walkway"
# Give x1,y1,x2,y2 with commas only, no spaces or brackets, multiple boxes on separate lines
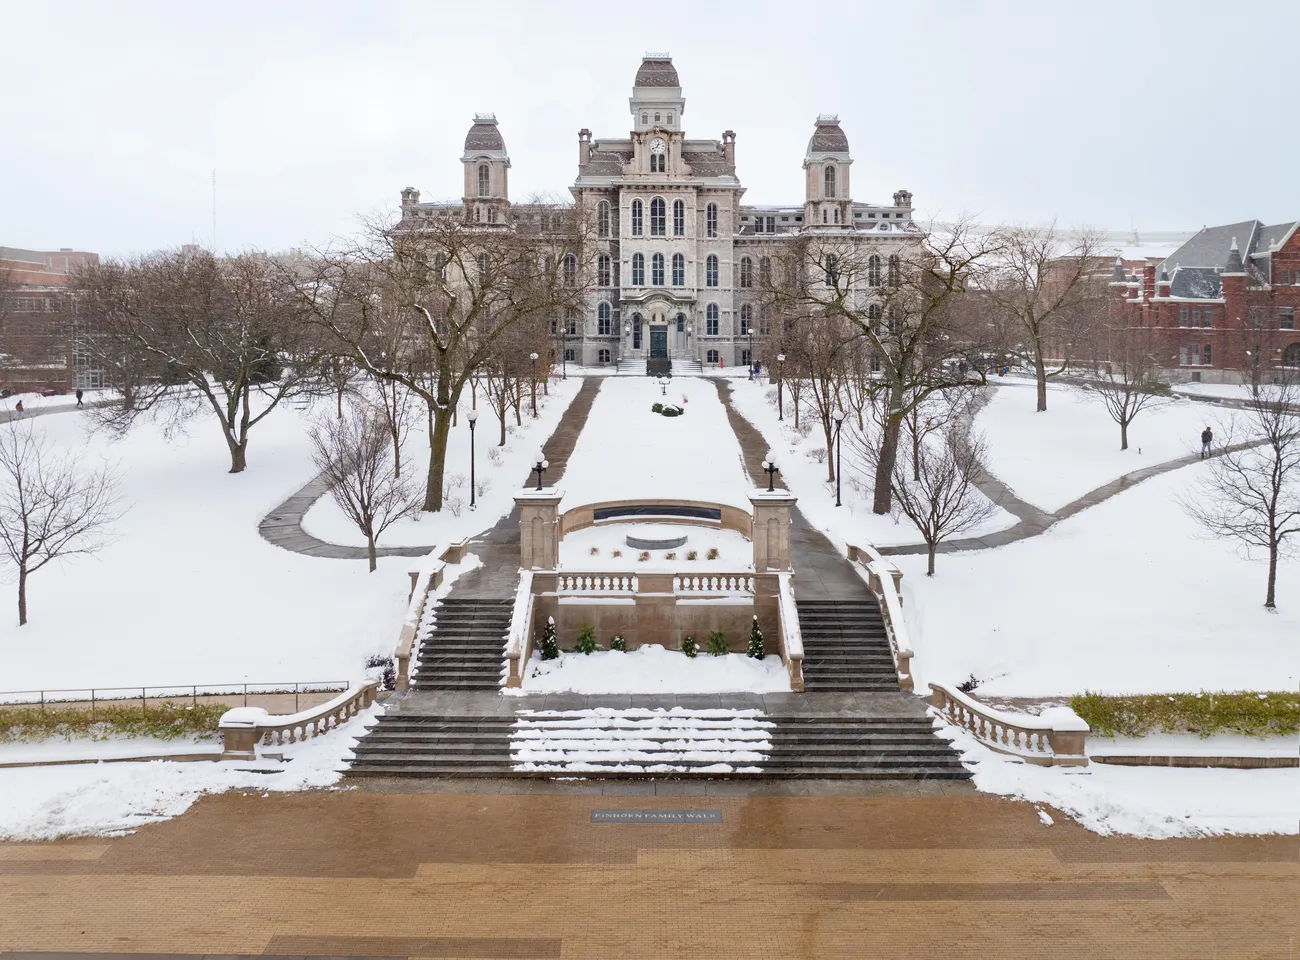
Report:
1,790,1293,958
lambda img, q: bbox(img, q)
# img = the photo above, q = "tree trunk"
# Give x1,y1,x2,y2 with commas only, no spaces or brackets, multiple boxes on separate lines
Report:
912,426,921,480
336,383,344,418
927,544,936,576
872,411,903,514
228,441,247,474
1265,543,1278,609
823,419,836,483
1120,419,1129,451
1033,350,1048,412
17,567,27,626
367,532,377,573
423,402,454,512
514,378,523,426
499,408,507,446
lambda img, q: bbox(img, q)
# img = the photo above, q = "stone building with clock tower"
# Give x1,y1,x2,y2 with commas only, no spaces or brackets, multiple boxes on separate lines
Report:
397,54,922,370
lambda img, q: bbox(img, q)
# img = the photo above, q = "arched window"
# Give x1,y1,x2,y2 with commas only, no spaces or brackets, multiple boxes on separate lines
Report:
888,254,901,288
641,112,648,124
563,254,577,287
631,200,643,236
739,256,753,288
706,303,719,337
868,303,883,331
477,164,490,197
631,253,645,286
824,164,836,198
707,349,720,364
597,201,610,238
565,307,579,336
598,301,612,336
757,306,769,336
476,253,490,277
759,256,772,285
673,199,686,236
671,253,685,286
740,303,753,335
706,254,719,287
706,203,718,239
1283,342,1300,366
676,313,685,332
822,208,828,224
597,254,611,287
487,207,496,224
824,254,839,286
650,197,666,236
651,253,665,285
632,313,643,348
834,208,840,224
868,254,882,287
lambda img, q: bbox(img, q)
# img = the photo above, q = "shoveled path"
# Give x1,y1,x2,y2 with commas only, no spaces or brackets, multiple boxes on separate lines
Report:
257,378,601,565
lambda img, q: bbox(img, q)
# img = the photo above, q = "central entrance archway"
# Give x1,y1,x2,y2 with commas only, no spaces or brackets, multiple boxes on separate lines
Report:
649,326,668,359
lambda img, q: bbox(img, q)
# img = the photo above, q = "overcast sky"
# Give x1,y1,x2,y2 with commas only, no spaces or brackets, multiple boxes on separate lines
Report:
4,0,1298,258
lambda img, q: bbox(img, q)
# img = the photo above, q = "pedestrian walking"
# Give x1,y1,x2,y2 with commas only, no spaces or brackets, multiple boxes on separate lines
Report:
75,388,84,407
1200,425,1213,459
14,400,23,418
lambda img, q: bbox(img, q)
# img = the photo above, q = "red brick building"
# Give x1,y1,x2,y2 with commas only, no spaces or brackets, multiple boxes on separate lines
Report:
0,245,100,394
1110,220,1300,383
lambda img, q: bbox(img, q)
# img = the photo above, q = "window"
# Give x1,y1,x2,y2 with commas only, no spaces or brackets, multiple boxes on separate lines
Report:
834,209,840,224
598,348,611,364
823,209,828,224
565,348,576,362
631,200,643,236
1249,307,1265,329
667,112,673,124
868,303,883,328
672,253,685,286
740,303,753,335
650,197,666,235
477,164,490,197
562,254,577,287
1203,343,1213,366
706,303,719,336
706,254,719,287
597,254,611,287
1279,307,1296,330
477,253,490,277
824,254,839,286
741,348,752,366
654,112,660,122
706,203,718,238
1283,343,1300,366
565,308,579,336
1179,343,1202,366
1179,306,1189,327
757,307,769,336
632,314,642,348
888,254,901,288
641,112,648,124
631,253,645,286
676,314,686,333
651,252,665,285
707,349,720,364
598,302,612,336
673,199,685,236
651,153,665,173
759,256,771,285
824,164,836,198
598,201,610,238
487,207,496,224
888,305,903,334
739,256,753,288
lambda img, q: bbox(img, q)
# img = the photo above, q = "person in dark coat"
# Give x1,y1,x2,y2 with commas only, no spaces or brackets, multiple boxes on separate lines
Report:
1200,425,1213,459
13,400,23,418
75,388,84,407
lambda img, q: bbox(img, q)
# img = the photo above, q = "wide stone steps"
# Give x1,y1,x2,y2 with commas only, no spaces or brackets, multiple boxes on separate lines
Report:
411,598,512,690
346,710,969,780
796,599,901,693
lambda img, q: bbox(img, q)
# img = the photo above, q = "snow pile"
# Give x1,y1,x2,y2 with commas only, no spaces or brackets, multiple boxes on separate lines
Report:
938,722,1299,837
512,644,791,694
560,377,751,512
0,705,380,840
511,706,773,773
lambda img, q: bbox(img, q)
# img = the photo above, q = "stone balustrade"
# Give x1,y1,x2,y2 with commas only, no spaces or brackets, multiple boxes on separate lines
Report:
394,539,471,692
557,573,638,594
929,682,1090,767
218,680,379,760
776,572,804,691
846,543,913,691
673,574,754,595
505,570,536,688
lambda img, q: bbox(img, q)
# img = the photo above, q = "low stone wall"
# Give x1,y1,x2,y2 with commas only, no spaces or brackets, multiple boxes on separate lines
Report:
558,499,754,539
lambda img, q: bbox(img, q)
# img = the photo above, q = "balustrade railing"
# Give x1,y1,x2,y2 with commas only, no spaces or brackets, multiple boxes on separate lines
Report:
846,543,913,691
219,680,380,760
674,574,754,595
928,682,1089,767
556,573,638,594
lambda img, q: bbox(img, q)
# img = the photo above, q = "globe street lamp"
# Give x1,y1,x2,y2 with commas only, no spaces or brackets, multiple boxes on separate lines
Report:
777,353,786,421
532,448,549,491
761,450,780,492
466,409,479,509
529,352,539,418
833,409,845,507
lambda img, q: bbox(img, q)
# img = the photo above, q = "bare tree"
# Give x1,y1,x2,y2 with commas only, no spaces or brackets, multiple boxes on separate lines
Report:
1183,378,1300,609
979,224,1108,412
0,421,122,624
308,400,421,572
889,418,996,576
1088,319,1167,450
72,248,322,473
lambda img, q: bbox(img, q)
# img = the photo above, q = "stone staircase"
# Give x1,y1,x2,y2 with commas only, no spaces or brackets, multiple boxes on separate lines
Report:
675,357,703,375
411,598,512,690
797,599,900,692
346,708,969,779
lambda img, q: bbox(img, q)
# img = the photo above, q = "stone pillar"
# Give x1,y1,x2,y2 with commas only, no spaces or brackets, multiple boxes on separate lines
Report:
515,489,564,571
749,490,796,572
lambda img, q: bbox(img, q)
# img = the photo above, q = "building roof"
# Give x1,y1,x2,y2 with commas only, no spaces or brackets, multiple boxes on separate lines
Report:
1160,220,1260,275
634,56,679,87
464,115,505,152
1256,221,1299,251
807,115,849,154
682,149,732,177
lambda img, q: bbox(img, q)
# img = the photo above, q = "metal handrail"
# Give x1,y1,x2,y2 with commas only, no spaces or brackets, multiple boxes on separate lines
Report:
0,681,350,716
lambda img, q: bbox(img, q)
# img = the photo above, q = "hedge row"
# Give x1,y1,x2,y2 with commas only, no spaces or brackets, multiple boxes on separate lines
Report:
1069,691,1300,739
0,702,226,742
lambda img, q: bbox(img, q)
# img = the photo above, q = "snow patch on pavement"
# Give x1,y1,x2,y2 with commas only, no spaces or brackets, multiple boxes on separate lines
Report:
509,645,792,695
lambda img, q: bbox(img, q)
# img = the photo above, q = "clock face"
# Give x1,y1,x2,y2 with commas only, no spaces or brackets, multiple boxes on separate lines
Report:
650,137,666,154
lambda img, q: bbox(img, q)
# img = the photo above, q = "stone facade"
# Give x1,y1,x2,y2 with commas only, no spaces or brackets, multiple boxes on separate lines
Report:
396,55,922,369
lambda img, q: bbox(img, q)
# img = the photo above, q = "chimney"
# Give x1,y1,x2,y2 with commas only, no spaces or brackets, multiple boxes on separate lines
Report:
578,129,592,169
722,130,736,171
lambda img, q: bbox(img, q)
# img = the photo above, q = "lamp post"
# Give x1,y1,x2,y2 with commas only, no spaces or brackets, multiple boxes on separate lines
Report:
747,324,755,378
833,409,845,507
624,321,631,362
532,448,549,491
529,352,538,418
777,353,786,420
467,408,478,509
761,450,780,492
686,324,693,360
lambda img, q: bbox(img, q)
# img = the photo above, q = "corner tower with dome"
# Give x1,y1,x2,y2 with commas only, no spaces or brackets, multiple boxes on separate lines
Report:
397,54,921,370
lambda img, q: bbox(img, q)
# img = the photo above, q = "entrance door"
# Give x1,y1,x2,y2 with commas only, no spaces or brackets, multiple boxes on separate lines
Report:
649,326,668,359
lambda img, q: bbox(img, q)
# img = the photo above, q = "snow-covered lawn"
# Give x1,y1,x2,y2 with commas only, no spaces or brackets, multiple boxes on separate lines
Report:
560,377,750,512
558,523,753,570
0,389,112,417
302,376,582,546
898,464,1299,696
512,645,791,694
977,381,1228,512
727,379,1016,549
